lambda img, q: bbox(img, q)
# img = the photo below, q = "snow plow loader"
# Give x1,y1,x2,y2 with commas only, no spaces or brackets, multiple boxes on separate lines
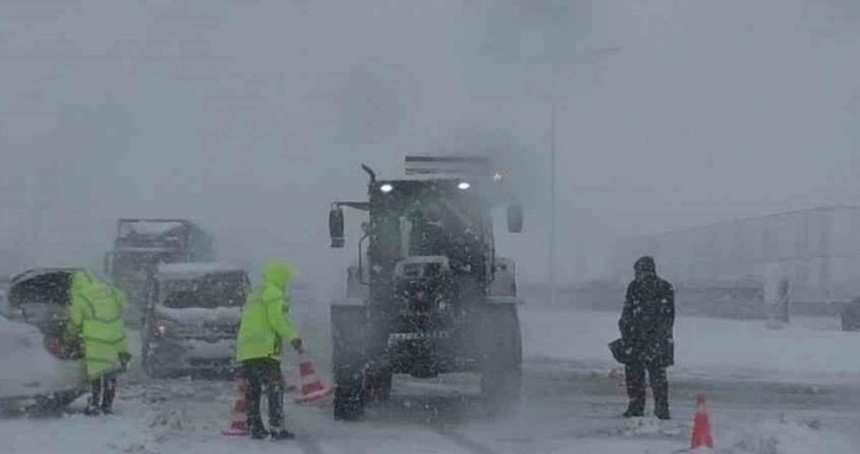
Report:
327,155,525,421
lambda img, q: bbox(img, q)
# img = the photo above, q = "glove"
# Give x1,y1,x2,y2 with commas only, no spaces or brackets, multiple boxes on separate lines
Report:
119,352,132,370
290,338,304,353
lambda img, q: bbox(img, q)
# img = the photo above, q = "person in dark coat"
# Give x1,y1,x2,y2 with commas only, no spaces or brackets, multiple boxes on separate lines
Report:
618,256,675,419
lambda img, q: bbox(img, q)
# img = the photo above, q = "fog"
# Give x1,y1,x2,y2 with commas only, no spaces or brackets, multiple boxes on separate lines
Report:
1,0,859,292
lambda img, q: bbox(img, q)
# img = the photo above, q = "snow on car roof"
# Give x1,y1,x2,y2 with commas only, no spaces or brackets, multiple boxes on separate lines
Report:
119,220,186,236
10,268,80,284
156,262,245,280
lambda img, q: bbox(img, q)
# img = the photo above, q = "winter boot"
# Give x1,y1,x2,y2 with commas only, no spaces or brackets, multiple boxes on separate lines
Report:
85,389,101,416
652,378,670,420
622,407,644,418
270,429,296,440
622,398,645,418
250,425,269,440
101,380,116,415
654,399,671,420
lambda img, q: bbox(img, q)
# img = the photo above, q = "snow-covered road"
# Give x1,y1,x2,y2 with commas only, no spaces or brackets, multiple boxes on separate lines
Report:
3,306,860,453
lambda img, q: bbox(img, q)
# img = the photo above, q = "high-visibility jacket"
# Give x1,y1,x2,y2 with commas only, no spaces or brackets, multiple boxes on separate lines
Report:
65,271,130,380
236,261,300,363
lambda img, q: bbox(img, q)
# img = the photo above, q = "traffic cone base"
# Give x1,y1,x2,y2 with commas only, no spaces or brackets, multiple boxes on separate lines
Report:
690,394,714,449
294,354,334,405
295,385,334,404
222,378,250,436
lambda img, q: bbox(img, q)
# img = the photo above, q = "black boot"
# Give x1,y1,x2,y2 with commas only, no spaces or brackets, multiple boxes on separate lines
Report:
650,367,670,420
622,406,644,418
249,423,269,440
101,377,116,415
624,364,646,418
85,383,101,416
270,429,296,440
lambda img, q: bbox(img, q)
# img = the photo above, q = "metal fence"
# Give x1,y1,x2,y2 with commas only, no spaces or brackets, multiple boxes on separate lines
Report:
608,206,860,304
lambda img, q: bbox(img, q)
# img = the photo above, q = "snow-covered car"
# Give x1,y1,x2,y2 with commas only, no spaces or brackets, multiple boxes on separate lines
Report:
141,263,248,379
0,268,88,415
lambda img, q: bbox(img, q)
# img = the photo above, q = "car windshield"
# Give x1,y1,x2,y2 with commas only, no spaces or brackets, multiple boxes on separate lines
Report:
159,272,247,309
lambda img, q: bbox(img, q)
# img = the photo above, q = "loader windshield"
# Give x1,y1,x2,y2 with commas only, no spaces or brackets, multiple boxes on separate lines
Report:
370,180,490,276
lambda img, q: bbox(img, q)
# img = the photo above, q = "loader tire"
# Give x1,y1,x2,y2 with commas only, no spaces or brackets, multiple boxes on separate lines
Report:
364,364,393,403
331,304,367,421
334,375,366,421
477,303,523,416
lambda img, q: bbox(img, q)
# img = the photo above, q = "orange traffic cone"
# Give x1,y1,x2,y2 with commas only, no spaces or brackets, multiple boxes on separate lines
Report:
221,378,250,436
294,352,333,405
690,394,714,449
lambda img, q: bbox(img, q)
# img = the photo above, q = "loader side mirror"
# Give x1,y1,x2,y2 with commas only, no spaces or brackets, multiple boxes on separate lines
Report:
507,203,523,233
329,206,345,248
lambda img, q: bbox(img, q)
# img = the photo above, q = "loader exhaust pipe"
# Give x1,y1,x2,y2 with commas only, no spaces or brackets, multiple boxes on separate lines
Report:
361,164,376,183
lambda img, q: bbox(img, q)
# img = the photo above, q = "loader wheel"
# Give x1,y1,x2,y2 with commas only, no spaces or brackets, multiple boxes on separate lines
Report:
478,304,523,416
333,374,366,421
364,365,393,403
331,304,368,421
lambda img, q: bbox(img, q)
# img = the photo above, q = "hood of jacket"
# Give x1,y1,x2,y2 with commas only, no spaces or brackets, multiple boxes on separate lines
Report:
263,260,293,289
70,270,96,293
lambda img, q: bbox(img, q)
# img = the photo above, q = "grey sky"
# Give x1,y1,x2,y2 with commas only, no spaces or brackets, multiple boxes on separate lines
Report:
1,0,858,290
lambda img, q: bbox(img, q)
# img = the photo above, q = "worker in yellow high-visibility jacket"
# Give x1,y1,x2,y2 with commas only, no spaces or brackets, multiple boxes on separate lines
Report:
236,260,303,440
65,270,131,415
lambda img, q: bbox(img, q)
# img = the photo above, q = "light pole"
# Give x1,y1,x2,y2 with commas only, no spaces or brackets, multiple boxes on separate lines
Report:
539,46,619,307
549,101,558,306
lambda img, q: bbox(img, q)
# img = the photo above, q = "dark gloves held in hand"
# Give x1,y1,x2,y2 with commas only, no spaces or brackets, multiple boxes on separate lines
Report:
118,352,132,370
290,338,303,353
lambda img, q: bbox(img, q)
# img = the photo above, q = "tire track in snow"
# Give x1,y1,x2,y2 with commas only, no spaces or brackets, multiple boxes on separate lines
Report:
296,434,325,454
289,415,325,454
431,425,497,454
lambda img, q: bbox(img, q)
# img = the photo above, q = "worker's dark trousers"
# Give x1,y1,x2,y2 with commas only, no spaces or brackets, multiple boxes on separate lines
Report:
625,363,669,417
241,358,285,432
88,372,118,414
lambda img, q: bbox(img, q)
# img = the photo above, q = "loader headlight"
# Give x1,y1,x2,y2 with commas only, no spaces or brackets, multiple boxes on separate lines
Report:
457,181,470,190
380,183,393,193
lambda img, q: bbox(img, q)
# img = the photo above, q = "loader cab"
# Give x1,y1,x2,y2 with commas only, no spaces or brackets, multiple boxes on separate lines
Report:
328,176,524,296
370,179,491,283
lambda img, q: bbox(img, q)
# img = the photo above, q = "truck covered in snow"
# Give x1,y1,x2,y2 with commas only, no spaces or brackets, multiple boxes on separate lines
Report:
140,262,247,379
104,219,215,326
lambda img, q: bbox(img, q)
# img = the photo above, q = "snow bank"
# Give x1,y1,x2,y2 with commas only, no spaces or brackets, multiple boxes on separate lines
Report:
0,317,82,399
521,308,860,383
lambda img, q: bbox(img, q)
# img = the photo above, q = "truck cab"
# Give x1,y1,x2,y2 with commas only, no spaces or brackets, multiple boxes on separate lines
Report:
104,219,214,327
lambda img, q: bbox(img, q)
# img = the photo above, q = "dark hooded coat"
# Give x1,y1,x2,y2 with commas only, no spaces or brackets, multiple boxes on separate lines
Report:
618,256,675,367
